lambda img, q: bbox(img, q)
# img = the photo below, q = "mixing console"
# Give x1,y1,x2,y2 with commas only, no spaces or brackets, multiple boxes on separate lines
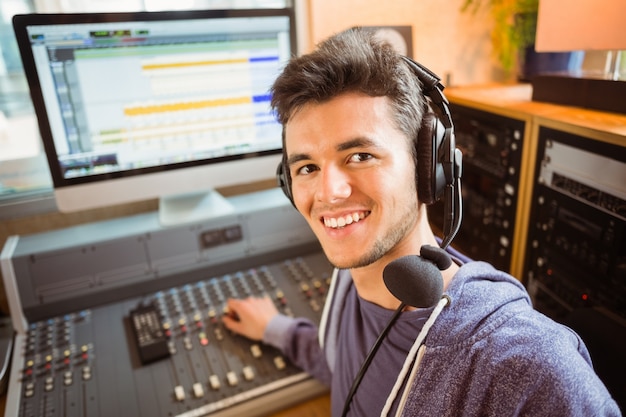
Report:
1,189,333,417
17,252,331,417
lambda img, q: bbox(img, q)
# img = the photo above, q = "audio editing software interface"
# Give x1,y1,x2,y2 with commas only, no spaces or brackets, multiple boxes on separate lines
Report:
1,189,332,417
25,15,289,180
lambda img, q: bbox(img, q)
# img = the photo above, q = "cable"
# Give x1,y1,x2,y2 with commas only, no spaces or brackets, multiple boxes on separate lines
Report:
380,296,450,416
340,302,405,417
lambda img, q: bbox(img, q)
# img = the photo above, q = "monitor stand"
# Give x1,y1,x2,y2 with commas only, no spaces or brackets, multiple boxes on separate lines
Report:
159,189,235,226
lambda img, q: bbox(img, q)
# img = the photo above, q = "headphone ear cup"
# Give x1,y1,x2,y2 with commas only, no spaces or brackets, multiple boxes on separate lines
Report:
416,113,447,205
276,157,294,205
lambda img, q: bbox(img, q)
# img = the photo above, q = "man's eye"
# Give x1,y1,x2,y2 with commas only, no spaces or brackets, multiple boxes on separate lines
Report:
295,164,318,176
350,153,373,163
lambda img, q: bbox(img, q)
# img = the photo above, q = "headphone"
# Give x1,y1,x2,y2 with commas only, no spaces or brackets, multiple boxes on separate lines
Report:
275,56,463,249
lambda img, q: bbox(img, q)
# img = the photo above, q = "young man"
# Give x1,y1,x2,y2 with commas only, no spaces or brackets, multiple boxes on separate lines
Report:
222,28,620,416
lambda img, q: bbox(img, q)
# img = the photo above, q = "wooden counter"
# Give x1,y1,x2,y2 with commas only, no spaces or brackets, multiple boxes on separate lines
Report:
271,393,331,416
445,83,626,140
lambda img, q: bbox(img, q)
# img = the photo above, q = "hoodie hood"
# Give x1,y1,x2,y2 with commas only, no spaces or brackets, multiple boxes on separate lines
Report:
425,260,532,348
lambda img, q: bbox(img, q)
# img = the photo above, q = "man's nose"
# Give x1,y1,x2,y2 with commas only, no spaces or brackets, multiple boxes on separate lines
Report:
316,164,352,203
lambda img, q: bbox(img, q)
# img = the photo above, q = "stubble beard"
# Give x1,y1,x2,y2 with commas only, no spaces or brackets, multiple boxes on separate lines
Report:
326,204,419,270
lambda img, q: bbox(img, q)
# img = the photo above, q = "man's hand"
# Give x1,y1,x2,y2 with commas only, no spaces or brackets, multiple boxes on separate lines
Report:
222,295,279,341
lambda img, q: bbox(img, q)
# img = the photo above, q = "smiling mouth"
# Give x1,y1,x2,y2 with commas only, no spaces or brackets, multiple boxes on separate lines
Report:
323,211,370,229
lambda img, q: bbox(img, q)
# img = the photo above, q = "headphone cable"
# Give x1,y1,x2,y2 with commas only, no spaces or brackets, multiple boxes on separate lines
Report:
340,302,405,417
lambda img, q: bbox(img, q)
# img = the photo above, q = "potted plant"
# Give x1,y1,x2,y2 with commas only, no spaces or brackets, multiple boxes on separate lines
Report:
462,0,578,80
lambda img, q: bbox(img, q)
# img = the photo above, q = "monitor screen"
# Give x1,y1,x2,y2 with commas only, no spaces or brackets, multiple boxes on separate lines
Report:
13,8,295,225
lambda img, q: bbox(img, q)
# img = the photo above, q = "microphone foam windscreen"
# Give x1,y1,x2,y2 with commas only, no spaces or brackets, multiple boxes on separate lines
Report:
383,255,444,308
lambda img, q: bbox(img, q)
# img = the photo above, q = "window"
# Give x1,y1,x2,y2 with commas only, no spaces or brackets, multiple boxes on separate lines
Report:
0,0,53,214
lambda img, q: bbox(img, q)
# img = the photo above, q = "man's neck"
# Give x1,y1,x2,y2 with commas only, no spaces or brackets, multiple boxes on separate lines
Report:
350,243,459,311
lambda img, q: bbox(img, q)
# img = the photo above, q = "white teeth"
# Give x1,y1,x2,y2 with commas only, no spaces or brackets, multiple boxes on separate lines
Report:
324,212,367,229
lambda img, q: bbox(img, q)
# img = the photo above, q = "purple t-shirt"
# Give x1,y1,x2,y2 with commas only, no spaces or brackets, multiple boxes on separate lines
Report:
333,284,432,416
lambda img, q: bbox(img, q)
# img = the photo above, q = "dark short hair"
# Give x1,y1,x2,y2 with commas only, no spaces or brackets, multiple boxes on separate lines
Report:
270,27,426,153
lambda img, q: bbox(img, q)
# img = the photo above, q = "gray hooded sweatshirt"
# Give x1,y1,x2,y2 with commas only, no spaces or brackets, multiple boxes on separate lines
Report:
263,256,621,416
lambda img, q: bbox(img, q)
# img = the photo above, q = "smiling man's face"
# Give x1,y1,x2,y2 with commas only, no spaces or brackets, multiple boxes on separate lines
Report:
285,92,420,270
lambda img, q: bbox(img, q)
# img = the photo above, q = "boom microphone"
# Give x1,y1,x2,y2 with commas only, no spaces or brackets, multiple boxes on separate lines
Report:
382,245,449,308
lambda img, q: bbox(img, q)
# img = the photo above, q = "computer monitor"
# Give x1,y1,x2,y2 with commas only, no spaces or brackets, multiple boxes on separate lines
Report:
13,8,296,225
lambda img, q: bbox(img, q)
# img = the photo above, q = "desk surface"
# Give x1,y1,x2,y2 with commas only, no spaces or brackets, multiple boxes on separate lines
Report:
272,393,331,416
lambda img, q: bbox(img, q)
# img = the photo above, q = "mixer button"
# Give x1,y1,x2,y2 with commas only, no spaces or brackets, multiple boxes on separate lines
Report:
80,345,89,361
24,360,34,377
82,366,92,381
163,321,172,338
183,336,193,350
63,349,71,366
178,317,188,333
214,328,224,341
314,280,325,295
275,290,287,305
309,299,321,312
207,309,218,325
44,354,53,370
44,377,54,392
